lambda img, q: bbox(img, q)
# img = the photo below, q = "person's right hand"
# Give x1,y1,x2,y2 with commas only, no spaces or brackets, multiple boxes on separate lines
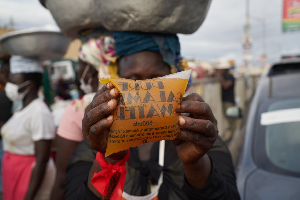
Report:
82,83,127,162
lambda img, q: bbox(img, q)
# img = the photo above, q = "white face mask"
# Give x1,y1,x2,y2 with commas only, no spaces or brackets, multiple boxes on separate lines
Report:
5,81,31,102
80,65,93,94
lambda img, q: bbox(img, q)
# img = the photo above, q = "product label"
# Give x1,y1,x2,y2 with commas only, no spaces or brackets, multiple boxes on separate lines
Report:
100,71,190,156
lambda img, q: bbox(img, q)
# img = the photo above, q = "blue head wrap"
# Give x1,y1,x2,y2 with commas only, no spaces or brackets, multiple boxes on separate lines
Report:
113,31,180,67
113,31,192,88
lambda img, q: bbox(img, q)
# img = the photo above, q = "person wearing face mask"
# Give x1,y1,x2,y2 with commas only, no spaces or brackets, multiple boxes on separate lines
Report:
1,56,56,200
50,29,116,200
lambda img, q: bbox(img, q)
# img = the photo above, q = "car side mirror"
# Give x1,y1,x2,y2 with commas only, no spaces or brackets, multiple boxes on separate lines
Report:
226,106,242,119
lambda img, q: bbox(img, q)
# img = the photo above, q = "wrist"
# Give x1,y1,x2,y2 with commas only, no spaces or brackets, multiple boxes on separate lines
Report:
89,150,130,198
104,149,128,164
184,154,212,189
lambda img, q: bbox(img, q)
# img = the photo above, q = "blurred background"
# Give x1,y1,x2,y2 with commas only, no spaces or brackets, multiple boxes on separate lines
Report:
0,0,299,199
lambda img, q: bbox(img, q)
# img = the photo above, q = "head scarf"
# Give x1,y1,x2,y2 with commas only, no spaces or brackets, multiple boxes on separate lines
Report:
9,56,43,74
78,29,118,86
113,31,191,87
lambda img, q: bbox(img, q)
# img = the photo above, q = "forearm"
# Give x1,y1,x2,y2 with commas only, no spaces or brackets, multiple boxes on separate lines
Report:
183,151,241,200
50,137,79,200
183,154,212,189
87,150,129,197
25,162,48,200
50,171,66,200
104,150,128,164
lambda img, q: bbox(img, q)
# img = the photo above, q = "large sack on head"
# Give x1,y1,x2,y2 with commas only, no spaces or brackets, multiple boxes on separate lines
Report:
41,0,211,38
96,0,212,34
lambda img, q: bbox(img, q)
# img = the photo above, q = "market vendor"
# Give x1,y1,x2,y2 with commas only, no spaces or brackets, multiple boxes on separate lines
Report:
50,29,116,200
1,56,56,200
64,32,240,200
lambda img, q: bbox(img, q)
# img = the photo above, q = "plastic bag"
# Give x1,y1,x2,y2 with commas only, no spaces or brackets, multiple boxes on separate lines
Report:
100,70,191,156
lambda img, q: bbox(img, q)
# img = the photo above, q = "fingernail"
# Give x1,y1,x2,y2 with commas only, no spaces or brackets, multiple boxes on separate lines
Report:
107,82,113,89
110,88,117,96
107,115,113,121
179,116,185,126
108,99,115,107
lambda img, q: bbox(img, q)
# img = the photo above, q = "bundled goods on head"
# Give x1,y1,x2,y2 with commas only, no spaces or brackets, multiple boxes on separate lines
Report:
40,0,212,38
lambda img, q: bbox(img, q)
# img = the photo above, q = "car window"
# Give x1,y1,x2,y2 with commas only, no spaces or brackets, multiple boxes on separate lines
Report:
268,62,300,76
254,98,300,177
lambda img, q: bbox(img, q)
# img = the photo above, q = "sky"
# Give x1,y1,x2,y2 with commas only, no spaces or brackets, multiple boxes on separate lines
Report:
0,0,299,66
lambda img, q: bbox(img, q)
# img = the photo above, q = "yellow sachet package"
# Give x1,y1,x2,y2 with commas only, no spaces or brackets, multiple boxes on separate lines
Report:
100,70,191,156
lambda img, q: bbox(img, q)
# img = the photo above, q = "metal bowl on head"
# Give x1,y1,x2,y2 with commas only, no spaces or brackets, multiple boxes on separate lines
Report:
0,29,71,60
40,0,103,38
40,0,211,38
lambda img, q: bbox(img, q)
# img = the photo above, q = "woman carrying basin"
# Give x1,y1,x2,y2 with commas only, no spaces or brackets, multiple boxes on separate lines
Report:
1,56,56,200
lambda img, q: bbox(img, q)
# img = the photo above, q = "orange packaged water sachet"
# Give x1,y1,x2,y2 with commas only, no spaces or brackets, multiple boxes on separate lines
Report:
100,70,191,156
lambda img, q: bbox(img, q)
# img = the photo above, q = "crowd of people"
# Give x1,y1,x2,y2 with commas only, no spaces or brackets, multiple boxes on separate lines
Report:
0,29,240,200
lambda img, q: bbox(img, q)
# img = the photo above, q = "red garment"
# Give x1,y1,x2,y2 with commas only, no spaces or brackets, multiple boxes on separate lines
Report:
2,152,36,200
91,151,130,200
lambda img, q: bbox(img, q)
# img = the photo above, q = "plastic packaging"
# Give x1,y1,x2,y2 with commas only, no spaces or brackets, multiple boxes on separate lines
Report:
100,70,191,156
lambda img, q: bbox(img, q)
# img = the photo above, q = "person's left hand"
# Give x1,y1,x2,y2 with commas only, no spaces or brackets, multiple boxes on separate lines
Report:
173,93,218,165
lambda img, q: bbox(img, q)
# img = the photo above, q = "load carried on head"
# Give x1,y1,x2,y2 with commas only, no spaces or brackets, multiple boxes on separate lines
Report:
0,28,72,110
0,28,71,60
40,0,211,38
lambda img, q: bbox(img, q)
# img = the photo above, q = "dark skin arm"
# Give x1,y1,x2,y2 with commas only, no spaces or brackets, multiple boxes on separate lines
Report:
50,136,79,200
215,70,233,90
174,94,218,189
24,140,52,200
82,83,218,194
82,83,131,196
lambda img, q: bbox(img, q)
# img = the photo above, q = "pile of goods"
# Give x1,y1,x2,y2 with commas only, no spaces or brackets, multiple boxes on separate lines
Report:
40,0,211,38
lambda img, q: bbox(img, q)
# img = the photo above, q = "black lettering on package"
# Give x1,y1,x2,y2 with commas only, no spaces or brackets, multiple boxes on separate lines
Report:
133,120,153,126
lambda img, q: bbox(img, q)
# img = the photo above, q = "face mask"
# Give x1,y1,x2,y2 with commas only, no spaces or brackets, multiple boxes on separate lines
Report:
5,81,31,102
80,65,93,94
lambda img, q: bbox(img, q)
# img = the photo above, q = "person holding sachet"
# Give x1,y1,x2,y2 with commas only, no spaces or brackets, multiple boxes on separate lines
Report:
64,32,240,200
